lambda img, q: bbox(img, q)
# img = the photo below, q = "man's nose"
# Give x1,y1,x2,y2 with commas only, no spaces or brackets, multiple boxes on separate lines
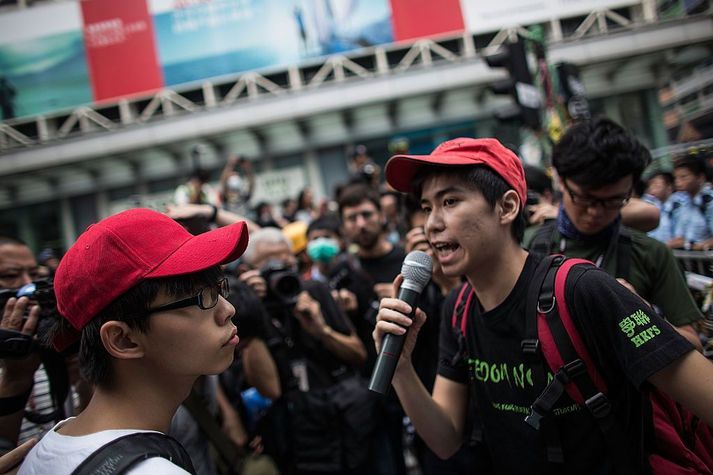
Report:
217,297,235,325
585,203,606,216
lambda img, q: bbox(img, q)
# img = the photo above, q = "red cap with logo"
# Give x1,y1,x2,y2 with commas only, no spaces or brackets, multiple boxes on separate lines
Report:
53,208,249,349
385,138,526,206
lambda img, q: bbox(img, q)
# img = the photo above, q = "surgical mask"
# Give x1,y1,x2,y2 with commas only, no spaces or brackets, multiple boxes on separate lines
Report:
307,237,340,263
227,174,243,191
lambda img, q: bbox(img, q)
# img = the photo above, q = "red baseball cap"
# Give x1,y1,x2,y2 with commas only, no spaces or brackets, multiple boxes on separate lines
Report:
53,208,249,348
385,138,526,207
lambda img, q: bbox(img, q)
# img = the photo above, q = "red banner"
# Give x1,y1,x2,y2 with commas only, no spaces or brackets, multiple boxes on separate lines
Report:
389,0,464,42
80,0,163,102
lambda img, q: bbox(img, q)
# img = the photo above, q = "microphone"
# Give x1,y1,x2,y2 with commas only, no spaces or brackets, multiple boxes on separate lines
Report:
369,250,432,395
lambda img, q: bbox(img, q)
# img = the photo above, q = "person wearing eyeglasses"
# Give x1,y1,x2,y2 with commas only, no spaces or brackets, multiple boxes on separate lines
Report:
18,208,249,474
525,117,703,350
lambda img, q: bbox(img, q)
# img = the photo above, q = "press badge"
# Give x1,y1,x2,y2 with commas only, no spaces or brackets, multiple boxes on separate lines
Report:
290,359,309,392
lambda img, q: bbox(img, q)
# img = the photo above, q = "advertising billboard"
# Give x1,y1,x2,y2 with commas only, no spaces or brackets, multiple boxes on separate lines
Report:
81,0,163,101
0,2,92,119
150,0,394,87
460,0,642,34
0,0,646,120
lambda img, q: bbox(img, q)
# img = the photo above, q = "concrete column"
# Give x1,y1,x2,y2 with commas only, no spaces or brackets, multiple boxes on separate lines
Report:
303,149,325,201
95,189,111,220
603,96,624,125
645,88,669,149
17,210,36,252
59,197,76,250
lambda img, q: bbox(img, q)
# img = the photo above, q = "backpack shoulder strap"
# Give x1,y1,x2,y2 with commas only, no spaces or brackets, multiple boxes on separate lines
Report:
451,281,474,336
529,220,558,256
529,257,640,472
540,257,608,402
71,432,196,475
614,227,632,281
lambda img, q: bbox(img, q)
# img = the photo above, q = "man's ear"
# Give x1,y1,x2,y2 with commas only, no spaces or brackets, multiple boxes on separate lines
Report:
99,321,145,360
498,190,521,224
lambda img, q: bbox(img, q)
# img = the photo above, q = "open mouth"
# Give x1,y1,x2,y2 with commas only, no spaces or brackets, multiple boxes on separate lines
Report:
432,241,460,259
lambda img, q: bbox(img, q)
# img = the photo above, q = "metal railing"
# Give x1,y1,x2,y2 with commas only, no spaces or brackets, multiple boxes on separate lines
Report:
0,0,682,153
673,249,713,276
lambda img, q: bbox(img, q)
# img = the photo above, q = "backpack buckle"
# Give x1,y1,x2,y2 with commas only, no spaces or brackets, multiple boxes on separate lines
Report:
561,359,586,380
521,339,539,354
584,392,611,419
525,408,544,430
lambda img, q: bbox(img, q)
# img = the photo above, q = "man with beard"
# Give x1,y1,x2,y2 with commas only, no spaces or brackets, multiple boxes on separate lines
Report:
338,184,406,301
338,184,409,475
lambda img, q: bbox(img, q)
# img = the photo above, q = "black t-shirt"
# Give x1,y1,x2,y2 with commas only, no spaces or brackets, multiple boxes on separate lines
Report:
358,245,406,284
266,279,354,391
437,253,694,474
325,254,379,375
412,281,446,393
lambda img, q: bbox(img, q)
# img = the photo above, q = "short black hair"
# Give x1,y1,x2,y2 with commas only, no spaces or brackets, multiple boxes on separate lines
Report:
649,171,674,186
337,184,381,218
41,267,223,388
307,214,341,237
673,155,707,177
411,165,526,243
553,117,651,189
523,165,553,196
190,168,210,183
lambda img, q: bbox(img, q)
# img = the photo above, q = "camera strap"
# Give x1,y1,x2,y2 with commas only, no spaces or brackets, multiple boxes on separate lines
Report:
0,387,32,416
0,328,36,359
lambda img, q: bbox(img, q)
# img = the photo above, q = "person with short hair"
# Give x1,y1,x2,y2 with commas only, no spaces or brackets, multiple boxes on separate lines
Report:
375,136,713,473
644,171,678,243
668,155,713,250
19,208,249,474
525,117,702,348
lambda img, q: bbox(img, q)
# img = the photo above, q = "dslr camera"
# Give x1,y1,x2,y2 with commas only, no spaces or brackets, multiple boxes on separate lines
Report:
260,260,303,307
0,279,58,359
0,279,57,321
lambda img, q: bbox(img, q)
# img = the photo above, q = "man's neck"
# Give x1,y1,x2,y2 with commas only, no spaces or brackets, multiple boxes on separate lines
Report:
358,237,392,259
466,244,528,313
59,370,194,436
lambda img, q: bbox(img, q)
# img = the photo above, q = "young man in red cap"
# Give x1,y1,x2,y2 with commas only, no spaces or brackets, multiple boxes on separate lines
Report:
19,208,249,474
374,138,713,473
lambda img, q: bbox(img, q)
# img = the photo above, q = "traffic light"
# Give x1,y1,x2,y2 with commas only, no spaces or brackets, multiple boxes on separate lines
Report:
556,62,590,121
485,40,542,131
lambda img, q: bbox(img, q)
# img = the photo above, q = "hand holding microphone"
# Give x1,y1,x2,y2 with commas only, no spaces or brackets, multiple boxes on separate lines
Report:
370,250,432,395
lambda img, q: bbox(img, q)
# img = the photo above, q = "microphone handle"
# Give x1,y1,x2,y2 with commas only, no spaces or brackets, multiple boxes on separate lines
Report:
368,286,420,395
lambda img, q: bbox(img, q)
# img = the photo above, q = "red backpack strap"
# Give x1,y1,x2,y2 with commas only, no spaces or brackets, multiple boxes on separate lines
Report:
538,257,608,402
528,256,640,472
451,281,474,335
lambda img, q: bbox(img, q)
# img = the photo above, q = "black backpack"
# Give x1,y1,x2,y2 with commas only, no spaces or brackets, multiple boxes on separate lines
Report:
71,432,195,475
528,220,632,279
451,254,713,473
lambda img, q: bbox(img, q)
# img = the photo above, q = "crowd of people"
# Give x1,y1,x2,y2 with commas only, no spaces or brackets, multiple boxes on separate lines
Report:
1,116,713,474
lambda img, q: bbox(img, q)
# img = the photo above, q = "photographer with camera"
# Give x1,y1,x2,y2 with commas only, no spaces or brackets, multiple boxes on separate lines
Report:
305,215,379,376
238,227,375,474
348,145,381,189
0,237,47,459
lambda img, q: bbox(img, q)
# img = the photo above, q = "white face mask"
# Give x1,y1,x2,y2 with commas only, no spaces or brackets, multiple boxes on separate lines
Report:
227,174,243,191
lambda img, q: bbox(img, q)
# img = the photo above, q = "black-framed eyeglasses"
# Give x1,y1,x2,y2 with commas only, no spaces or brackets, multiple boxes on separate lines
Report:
563,181,632,210
148,278,229,315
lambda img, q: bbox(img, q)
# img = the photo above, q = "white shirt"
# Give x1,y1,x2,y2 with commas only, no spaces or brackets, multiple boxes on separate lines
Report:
19,418,191,474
